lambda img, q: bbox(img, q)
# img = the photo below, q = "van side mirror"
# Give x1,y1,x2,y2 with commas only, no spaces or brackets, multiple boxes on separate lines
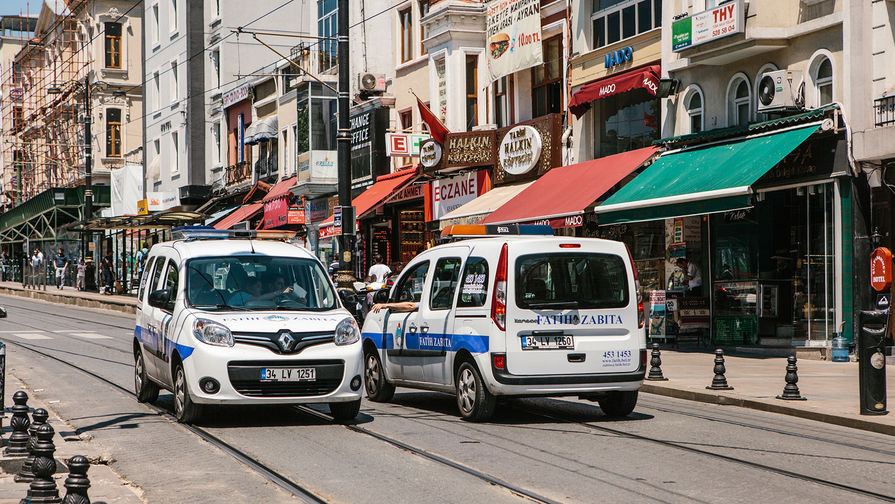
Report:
373,289,389,304
337,288,357,308
148,289,171,309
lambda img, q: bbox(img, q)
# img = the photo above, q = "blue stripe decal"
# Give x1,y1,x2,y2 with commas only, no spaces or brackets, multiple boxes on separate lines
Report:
175,343,194,360
363,331,488,354
134,326,143,343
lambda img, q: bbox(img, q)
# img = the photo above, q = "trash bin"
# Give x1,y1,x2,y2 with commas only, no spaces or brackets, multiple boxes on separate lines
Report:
858,309,888,415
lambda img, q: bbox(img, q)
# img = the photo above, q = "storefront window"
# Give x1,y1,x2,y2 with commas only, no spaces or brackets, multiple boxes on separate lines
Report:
593,88,659,158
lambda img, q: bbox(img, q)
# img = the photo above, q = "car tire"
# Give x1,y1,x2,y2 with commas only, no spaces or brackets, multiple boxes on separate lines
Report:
456,361,496,422
598,390,638,418
329,399,361,422
134,347,159,404
173,361,202,424
364,350,395,402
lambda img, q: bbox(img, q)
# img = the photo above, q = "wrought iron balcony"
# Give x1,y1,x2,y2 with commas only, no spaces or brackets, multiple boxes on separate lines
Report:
226,161,251,186
875,96,895,127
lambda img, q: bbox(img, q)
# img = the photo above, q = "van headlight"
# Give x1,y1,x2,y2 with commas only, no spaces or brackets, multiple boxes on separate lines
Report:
193,319,234,347
334,317,361,346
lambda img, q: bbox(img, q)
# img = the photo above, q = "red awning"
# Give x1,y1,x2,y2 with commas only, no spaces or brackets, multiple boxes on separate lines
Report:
320,166,420,228
569,65,661,118
261,176,297,203
481,146,660,229
213,203,264,230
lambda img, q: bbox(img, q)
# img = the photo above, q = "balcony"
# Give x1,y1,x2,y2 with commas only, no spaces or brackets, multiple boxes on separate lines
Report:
226,162,251,186
874,96,895,127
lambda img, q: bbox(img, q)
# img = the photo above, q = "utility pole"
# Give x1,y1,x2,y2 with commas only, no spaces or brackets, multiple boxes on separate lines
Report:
83,74,93,261
335,0,355,285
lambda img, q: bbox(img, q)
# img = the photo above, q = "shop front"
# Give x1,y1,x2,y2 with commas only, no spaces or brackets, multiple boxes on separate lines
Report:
595,113,849,347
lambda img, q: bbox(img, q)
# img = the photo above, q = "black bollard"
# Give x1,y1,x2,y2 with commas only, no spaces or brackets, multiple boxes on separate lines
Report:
20,423,61,504
16,408,49,482
706,349,734,390
61,455,91,504
776,355,807,401
4,391,31,456
646,343,668,381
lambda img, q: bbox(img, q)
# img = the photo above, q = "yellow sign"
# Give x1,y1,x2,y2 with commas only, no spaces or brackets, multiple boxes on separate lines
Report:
137,199,149,215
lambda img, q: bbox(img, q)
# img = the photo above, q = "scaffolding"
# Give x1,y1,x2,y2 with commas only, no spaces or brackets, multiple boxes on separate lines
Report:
0,0,91,211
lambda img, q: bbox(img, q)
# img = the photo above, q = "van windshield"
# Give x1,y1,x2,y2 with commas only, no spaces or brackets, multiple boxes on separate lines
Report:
186,256,336,311
515,253,629,310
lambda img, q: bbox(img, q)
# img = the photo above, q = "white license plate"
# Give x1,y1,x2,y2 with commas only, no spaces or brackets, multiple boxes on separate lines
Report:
261,367,316,382
521,335,574,350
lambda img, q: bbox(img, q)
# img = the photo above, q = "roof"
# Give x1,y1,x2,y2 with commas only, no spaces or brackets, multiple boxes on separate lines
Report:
213,203,264,230
656,104,839,147
169,238,316,260
261,176,297,203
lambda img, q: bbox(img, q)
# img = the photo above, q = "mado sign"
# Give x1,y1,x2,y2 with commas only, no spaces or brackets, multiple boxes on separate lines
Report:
604,46,633,68
499,125,542,176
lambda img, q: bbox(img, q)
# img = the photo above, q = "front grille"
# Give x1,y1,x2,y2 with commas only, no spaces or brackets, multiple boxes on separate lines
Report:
227,359,344,397
232,330,333,355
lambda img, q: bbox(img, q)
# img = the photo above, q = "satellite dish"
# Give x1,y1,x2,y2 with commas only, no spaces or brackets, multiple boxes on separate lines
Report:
759,75,775,107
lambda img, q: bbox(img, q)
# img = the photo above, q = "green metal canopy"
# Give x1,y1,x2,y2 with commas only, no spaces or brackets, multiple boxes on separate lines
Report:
0,186,111,244
596,123,821,225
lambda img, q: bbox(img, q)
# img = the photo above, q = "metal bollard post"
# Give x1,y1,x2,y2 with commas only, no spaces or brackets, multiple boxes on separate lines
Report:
706,349,734,390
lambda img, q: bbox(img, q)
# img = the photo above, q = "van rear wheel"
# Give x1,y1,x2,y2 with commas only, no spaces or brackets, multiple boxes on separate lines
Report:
598,390,638,417
456,362,496,422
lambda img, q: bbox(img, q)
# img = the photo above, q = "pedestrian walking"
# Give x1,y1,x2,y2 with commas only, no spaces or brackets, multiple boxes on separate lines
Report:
0,248,8,282
31,248,44,288
367,255,392,283
135,241,149,281
76,258,86,291
53,248,69,289
100,251,115,295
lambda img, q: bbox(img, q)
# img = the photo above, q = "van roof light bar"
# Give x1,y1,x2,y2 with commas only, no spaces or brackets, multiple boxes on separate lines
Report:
440,224,554,238
171,226,297,241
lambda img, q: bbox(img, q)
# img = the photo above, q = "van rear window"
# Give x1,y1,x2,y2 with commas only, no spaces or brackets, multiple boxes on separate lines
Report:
515,253,629,309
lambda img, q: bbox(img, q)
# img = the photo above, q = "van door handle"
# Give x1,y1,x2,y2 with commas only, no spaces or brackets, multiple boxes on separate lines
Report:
407,325,417,334
420,324,429,334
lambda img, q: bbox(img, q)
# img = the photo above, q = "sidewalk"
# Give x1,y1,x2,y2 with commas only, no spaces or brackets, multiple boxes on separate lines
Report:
642,348,895,436
0,374,144,503
0,281,137,314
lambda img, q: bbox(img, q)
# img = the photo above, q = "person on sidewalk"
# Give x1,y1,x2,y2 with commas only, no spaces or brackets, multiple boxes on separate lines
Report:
367,255,391,283
135,241,149,282
0,248,8,282
100,251,115,295
76,258,86,291
53,248,69,290
31,248,44,288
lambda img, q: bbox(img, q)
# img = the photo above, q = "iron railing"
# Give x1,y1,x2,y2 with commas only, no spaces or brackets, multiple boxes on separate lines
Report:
874,96,895,127
226,161,251,186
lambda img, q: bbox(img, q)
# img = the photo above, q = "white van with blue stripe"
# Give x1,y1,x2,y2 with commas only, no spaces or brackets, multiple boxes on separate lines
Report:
361,225,646,421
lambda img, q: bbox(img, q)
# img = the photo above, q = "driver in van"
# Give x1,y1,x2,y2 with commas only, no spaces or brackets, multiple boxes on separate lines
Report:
370,301,417,313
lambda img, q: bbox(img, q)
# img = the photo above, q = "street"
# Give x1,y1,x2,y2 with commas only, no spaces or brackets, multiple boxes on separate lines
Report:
0,294,893,503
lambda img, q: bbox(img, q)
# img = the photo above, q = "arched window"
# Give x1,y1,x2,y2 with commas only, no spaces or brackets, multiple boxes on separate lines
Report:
814,57,833,107
686,89,703,133
727,75,751,127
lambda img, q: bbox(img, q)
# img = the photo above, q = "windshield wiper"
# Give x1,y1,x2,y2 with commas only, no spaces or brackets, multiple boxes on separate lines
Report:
526,301,579,309
192,304,251,312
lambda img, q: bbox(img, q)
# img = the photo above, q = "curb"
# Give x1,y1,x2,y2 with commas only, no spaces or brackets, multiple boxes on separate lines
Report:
0,286,137,315
641,383,895,437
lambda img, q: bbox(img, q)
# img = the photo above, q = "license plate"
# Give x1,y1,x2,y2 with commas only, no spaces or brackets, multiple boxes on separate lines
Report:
521,335,574,350
261,367,316,382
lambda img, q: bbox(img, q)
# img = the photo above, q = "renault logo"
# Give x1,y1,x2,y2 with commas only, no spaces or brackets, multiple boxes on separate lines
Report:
277,332,296,352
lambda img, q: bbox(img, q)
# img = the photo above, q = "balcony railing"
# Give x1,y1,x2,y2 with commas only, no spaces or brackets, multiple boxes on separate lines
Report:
875,96,895,127
226,161,251,186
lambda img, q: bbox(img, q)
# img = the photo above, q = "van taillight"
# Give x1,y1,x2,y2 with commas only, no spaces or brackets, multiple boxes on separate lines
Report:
559,243,581,248
491,243,508,331
624,244,644,329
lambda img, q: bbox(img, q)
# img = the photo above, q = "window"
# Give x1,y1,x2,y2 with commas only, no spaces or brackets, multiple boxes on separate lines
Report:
318,0,337,71
430,257,462,310
169,0,178,33
400,109,412,131
210,0,220,19
591,0,661,50
152,71,160,110
209,49,220,89
292,123,299,174
515,253,629,309
12,106,23,131
152,4,159,44
685,88,703,133
163,260,179,309
727,76,751,127
813,56,833,107
150,258,166,298
466,55,478,130
281,129,289,174
104,22,122,69
393,261,429,303
419,0,430,55
532,36,562,118
171,131,180,174
106,108,122,158
493,76,508,128
593,88,658,157
139,256,157,301
399,8,413,63
211,122,221,165
153,138,161,168
170,61,178,101
457,257,489,308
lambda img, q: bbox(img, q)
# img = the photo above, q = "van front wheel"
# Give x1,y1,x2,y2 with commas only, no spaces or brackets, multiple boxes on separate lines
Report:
456,362,496,422
598,390,638,417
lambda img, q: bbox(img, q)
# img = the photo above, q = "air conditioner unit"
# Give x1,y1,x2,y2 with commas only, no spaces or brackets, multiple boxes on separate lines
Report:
358,73,386,93
757,69,803,112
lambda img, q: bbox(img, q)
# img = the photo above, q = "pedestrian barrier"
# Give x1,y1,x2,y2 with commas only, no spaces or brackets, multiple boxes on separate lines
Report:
17,408,49,482
706,349,734,390
645,343,668,381
4,391,31,456
22,423,60,503
776,355,807,401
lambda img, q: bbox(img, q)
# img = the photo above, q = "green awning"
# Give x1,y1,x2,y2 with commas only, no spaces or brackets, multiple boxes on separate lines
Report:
596,123,821,225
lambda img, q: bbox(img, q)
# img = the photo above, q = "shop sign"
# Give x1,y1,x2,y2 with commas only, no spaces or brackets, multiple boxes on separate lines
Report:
431,171,487,220
672,0,744,52
436,58,447,123
604,46,633,69
445,131,496,168
420,140,443,170
263,197,288,228
222,83,250,108
870,247,892,292
298,150,337,182
333,206,342,233
10,88,23,101
287,207,305,225
493,113,562,185
147,191,179,211
498,125,542,176
137,199,149,215
305,198,329,223
388,183,425,204
485,0,544,83
319,225,338,239
386,133,430,157
529,214,584,230
351,107,390,190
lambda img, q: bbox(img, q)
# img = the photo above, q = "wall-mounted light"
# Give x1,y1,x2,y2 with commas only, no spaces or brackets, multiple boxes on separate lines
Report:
656,79,679,99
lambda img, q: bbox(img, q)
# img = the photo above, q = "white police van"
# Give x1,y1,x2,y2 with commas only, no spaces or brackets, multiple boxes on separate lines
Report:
133,228,364,423
362,225,646,421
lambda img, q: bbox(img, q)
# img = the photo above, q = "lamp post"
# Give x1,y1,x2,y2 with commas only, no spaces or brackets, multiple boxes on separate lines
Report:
334,0,355,286
83,74,93,260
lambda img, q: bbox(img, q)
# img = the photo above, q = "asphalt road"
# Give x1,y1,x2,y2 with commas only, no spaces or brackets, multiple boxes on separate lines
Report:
1,294,894,504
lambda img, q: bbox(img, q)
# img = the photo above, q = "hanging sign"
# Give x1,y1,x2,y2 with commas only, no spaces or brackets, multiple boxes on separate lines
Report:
498,125,542,176
485,0,544,83
386,133,430,156
672,0,744,51
870,247,892,292
419,140,443,169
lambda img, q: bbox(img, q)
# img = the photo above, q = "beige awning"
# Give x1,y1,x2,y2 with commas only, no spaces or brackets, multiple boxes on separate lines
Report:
439,181,533,229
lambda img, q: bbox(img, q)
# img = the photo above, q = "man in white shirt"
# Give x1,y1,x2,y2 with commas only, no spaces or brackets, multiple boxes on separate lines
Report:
675,257,702,296
367,255,391,283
